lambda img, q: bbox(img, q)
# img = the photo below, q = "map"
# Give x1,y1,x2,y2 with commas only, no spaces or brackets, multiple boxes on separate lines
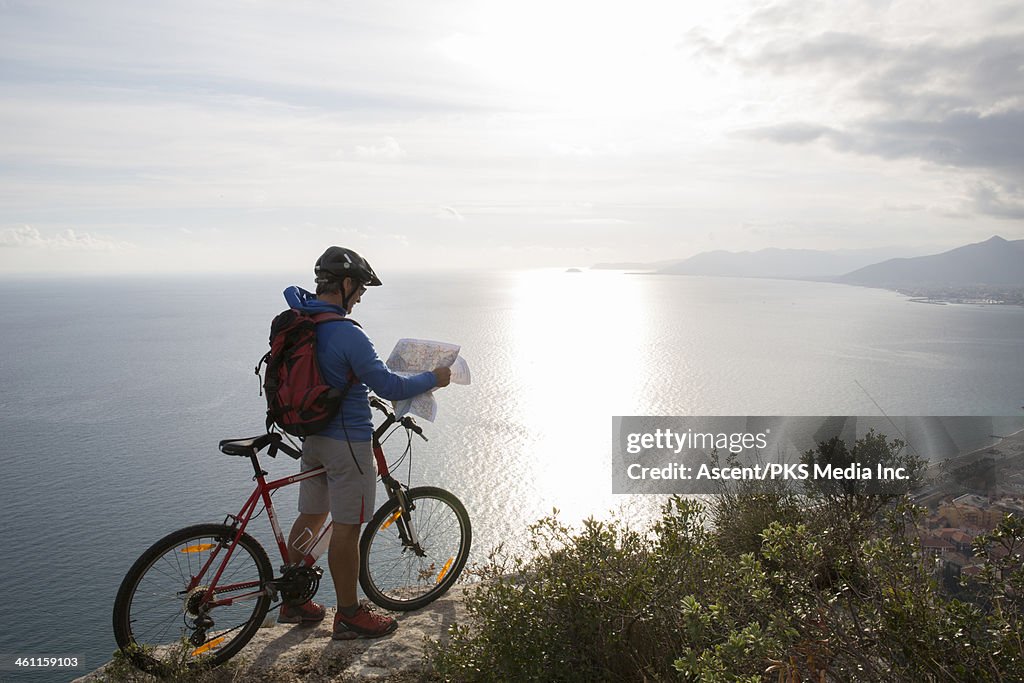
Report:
385,338,471,421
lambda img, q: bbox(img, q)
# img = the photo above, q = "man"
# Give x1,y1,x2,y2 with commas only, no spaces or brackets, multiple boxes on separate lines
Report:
278,246,451,638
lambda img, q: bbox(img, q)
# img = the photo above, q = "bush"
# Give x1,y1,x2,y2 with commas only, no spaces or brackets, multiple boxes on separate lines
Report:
100,642,242,682
431,501,715,681
427,435,1023,682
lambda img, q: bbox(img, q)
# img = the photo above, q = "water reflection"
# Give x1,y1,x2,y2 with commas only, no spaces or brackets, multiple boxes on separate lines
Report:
506,269,663,525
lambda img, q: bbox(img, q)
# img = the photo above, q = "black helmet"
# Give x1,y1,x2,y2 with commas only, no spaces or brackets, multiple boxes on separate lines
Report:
314,246,382,287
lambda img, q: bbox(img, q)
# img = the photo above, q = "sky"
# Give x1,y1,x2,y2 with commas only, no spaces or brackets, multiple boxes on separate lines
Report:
1,0,1022,274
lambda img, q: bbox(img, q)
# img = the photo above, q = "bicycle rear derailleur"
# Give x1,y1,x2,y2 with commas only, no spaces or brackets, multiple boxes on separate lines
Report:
183,585,216,647
272,565,323,606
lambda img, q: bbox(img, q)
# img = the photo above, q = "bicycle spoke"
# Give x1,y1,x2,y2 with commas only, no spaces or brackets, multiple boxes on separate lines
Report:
360,488,470,610
114,524,272,674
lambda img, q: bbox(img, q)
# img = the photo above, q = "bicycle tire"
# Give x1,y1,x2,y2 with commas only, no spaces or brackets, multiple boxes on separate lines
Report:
112,523,273,674
359,486,471,611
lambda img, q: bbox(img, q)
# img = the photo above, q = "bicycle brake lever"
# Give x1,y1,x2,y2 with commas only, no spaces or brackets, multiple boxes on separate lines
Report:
402,417,428,441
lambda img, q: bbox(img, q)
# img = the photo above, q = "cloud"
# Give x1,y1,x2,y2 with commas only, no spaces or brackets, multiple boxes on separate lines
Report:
833,110,1024,172
751,31,895,73
707,15,1024,221
970,182,1024,220
326,225,372,239
739,122,833,144
882,202,927,213
742,109,1024,220
564,218,633,225
859,34,1024,116
550,142,625,157
354,136,406,160
0,225,133,251
436,206,464,221
746,110,1024,175
724,28,1024,130
385,232,411,247
1,2,1018,274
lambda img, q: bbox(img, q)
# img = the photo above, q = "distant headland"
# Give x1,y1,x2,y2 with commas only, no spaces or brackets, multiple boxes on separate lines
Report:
592,235,1024,304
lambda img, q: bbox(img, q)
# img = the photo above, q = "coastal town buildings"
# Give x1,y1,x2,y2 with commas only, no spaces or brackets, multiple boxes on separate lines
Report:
916,492,1024,591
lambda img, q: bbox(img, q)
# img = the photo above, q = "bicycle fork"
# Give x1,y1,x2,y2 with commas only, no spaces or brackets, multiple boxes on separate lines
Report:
381,477,425,556
370,420,426,556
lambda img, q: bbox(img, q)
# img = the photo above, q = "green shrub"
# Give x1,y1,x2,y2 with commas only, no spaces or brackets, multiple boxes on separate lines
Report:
100,641,244,682
428,434,1023,682
431,500,711,681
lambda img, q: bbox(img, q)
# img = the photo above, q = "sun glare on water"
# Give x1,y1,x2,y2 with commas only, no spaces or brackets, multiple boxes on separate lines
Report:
505,269,654,520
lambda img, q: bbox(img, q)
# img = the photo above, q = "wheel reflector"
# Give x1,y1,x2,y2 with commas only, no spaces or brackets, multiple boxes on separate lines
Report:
436,557,454,584
191,636,225,656
381,510,402,530
181,543,216,553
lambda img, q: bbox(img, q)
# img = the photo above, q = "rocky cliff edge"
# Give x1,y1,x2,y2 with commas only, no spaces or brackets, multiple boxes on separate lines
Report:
75,586,468,682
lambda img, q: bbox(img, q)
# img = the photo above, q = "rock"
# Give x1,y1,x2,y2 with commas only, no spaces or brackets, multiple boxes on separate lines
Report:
77,587,469,682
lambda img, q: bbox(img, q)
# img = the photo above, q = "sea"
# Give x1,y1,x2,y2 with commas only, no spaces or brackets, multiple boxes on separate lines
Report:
1,268,1023,681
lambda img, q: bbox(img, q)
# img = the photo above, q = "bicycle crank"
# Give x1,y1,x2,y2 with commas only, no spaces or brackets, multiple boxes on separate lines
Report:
275,565,323,606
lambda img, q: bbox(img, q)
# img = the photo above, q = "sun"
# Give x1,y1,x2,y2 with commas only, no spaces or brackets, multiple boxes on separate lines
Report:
439,0,738,120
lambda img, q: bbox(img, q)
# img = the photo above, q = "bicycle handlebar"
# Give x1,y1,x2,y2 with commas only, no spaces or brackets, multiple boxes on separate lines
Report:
402,416,426,440
369,395,427,441
369,395,394,416
224,397,424,466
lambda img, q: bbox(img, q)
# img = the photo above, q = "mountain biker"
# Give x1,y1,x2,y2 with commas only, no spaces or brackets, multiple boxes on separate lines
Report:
279,246,452,638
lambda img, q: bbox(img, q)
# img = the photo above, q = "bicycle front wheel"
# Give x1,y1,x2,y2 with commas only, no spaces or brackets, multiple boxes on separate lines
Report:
359,486,471,611
112,523,273,675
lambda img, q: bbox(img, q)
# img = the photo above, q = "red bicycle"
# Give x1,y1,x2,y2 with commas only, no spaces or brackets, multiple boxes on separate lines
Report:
112,397,471,674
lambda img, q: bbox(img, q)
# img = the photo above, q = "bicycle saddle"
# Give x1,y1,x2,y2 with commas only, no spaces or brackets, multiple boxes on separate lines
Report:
218,433,278,457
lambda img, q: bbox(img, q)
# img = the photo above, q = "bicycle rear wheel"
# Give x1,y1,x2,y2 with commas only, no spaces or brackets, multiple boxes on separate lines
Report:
112,523,273,674
359,486,471,611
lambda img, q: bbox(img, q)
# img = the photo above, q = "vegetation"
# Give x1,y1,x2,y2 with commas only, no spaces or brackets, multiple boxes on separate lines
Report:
428,433,1024,682
100,642,242,682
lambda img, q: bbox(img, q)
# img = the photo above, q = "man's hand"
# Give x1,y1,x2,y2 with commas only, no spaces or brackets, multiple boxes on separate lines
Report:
432,366,452,388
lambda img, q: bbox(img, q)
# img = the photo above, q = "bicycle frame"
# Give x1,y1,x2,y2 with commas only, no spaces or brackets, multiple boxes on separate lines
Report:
113,385,471,675
189,405,420,613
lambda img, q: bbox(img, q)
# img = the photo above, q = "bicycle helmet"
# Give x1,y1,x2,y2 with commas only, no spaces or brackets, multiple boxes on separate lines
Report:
314,246,382,287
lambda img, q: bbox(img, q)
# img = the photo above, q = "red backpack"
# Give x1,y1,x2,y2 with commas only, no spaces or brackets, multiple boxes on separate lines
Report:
255,309,358,437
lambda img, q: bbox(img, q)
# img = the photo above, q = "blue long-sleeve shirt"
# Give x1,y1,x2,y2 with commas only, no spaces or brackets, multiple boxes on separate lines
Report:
283,286,436,441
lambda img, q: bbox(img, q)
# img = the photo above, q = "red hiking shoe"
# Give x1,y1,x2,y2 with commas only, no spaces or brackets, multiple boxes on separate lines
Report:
277,600,326,624
332,604,398,639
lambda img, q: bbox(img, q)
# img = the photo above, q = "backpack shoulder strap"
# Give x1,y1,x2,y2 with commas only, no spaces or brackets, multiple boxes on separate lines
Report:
309,312,361,388
310,311,360,328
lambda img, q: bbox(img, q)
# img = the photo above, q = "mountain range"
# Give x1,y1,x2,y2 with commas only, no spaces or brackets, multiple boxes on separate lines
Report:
658,247,919,279
594,236,1024,288
838,236,1024,287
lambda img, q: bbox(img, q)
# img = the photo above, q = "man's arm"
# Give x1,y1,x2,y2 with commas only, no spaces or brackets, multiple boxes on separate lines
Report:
344,325,449,400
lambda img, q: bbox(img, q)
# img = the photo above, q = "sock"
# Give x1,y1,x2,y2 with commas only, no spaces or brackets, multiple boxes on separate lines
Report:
340,603,360,617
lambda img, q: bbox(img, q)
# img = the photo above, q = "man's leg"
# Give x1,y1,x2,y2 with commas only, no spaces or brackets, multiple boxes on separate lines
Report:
286,512,329,564
328,522,362,607
330,519,397,638
278,512,329,624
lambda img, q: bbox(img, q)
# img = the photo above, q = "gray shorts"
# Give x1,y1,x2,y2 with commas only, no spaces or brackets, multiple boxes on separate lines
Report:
297,436,376,525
